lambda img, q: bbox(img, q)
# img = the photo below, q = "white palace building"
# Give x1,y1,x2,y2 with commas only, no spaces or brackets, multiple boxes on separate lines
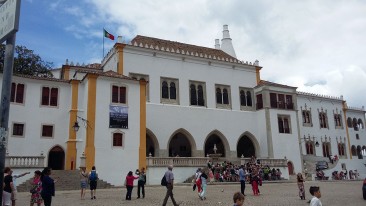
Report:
1,25,365,185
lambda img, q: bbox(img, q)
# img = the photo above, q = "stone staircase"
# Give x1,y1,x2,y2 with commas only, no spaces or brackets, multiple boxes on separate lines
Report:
17,170,114,192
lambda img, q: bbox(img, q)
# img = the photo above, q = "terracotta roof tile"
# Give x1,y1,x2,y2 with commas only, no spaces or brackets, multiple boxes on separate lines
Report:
14,73,69,83
256,80,297,89
131,35,239,61
85,70,136,81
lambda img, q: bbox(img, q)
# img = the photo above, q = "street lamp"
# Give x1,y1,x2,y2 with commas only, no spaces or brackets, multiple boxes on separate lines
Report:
73,116,88,132
73,121,80,132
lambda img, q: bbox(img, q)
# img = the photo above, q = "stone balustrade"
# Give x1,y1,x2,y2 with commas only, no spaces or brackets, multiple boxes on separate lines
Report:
5,156,45,168
147,157,288,168
147,157,209,167
240,158,288,167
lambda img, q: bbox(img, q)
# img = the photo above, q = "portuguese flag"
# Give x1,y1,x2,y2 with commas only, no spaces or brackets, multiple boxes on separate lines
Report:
104,29,115,40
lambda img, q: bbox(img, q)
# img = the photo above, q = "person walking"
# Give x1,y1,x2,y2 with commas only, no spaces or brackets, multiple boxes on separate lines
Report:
162,165,180,206
137,168,146,199
125,171,138,200
30,170,43,206
41,167,58,206
2,167,15,206
88,166,98,200
79,167,88,200
194,168,202,197
199,170,208,200
238,165,246,196
11,171,30,206
297,173,305,200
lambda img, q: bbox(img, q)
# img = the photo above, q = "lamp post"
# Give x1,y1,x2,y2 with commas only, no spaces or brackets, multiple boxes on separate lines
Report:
71,116,88,170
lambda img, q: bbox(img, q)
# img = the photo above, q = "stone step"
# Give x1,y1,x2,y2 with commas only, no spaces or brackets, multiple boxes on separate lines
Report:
17,170,114,192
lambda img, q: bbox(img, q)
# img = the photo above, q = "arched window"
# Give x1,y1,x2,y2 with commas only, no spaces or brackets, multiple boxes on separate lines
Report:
223,89,229,104
161,78,179,104
216,88,222,104
319,113,327,128
353,118,358,131
246,91,252,106
338,143,345,156
216,85,231,108
113,133,123,147
306,141,314,155
240,90,246,106
169,82,176,99
351,145,357,156
347,117,352,127
162,81,169,99
197,85,204,106
357,145,363,159
358,119,364,129
190,84,197,105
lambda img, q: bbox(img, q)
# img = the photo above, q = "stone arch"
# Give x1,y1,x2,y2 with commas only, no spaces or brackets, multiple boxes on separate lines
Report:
48,145,65,170
351,145,357,156
167,128,197,157
146,128,160,157
204,130,230,158
357,145,363,159
287,161,295,175
236,132,260,158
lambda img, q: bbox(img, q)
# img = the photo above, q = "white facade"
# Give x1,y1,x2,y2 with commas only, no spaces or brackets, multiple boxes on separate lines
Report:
2,26,366,186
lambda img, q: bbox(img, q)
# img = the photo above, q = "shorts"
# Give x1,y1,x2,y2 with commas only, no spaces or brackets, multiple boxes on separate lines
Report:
2,191,11,205
11,190,17,200
90,180,97,190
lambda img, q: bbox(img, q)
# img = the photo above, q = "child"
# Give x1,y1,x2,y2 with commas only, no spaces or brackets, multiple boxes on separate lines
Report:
309,186,322,206
233,192,245,206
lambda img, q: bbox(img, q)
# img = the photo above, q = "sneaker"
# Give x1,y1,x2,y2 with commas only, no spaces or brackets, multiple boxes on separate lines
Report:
93,196,96,199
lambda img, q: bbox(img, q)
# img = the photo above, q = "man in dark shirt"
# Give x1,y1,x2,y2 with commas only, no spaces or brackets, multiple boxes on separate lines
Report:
3,167,14,206
162,165,180,206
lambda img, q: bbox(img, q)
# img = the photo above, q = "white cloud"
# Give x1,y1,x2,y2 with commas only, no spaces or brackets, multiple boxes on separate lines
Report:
77,0,366,107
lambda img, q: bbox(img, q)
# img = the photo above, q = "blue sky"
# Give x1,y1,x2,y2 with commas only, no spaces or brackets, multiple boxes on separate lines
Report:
6,0,366,107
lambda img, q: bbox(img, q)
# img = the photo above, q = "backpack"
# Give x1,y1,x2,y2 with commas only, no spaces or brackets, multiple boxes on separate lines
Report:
89,171,98,181
161,175,167,186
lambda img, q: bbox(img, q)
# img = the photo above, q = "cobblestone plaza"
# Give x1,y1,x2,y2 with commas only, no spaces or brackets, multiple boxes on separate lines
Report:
16,181,365,206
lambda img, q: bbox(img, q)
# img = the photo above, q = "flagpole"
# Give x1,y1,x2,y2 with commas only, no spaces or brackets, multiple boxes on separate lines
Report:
102,27,104,61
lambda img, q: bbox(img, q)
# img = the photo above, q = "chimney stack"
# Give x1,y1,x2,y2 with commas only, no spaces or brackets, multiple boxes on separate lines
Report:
214,39,220,49
220,25,237,58
118,36,123,43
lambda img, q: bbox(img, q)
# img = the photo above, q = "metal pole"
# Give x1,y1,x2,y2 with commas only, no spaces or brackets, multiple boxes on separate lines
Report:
0,34,16,203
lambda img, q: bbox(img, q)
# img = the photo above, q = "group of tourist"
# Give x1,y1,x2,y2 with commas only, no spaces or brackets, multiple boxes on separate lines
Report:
2,167,57,206
316,168,359,180
207,159,283,184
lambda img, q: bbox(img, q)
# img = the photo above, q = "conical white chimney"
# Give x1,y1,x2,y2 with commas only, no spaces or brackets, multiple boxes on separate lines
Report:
220,25,236,58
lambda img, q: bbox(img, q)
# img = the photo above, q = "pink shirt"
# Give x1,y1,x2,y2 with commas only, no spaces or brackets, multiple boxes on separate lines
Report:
125,175,138,186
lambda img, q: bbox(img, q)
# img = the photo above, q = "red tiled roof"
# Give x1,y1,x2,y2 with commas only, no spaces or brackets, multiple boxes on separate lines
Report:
131,35,239,61
255,80,297,89
14,73,69,83
82,70,136,81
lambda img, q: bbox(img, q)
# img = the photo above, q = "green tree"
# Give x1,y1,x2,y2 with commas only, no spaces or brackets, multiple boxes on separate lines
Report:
0,44,53,77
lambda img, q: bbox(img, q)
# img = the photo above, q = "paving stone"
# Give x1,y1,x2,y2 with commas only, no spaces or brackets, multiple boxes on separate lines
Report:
15,180,365,205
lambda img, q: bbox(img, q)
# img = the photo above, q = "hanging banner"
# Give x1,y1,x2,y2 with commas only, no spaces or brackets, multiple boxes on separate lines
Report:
109,105,128,128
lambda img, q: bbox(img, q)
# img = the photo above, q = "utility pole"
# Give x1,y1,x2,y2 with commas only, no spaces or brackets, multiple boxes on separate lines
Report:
0,34,16,204
0,0,21,203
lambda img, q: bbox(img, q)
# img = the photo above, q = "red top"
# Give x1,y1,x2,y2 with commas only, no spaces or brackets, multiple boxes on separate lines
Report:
125,175,138,186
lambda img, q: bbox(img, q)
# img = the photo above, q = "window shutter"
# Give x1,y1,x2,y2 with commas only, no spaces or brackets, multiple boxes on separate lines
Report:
16,84,24,103
50,88,58,106
41,87,50,106
119,87,126,103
